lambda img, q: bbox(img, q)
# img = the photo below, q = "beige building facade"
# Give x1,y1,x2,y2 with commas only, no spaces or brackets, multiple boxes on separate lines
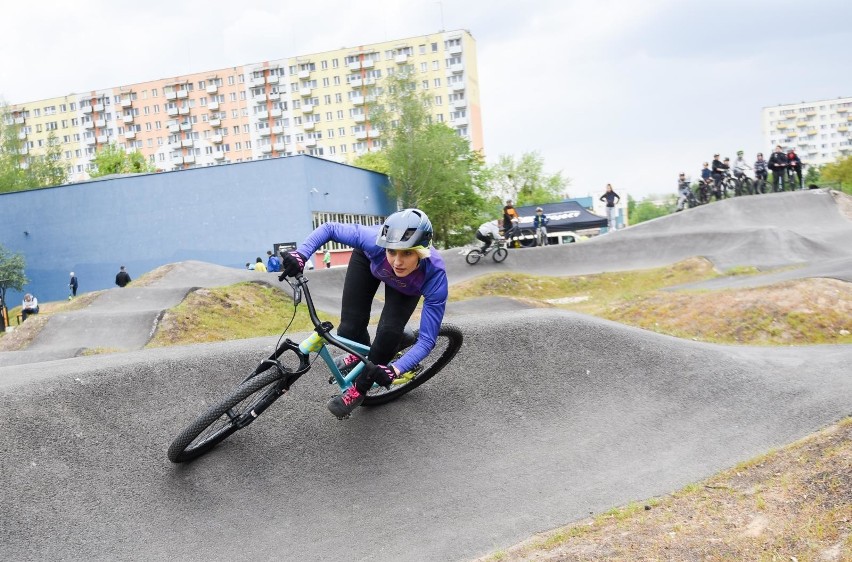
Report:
5,29,482,183
761,96,852,166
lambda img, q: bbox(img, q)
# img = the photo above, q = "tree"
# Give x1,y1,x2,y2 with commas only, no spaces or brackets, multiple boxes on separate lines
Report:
0,244,27,328
820,155,852,195
365,72,489,248
487,152,569,206
1,104,67,192
351,150,389,175
627,194,676,225
89,142,156,177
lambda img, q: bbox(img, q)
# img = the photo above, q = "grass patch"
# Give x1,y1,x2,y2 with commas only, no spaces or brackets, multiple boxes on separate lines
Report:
476,418,852,561
449,258,852,345
146,282,339,347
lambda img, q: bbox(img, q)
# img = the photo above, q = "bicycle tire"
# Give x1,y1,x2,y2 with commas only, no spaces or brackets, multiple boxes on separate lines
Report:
492,247,508,263
465,249,483,265
740,177,753,196
363,324,463,407
167,368,285,463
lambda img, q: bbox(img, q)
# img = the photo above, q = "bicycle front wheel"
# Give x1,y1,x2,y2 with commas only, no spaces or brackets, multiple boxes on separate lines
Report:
363,324,464,406
518,228,536,248
167,368,284,463
492,247,508,263
465,249,483,265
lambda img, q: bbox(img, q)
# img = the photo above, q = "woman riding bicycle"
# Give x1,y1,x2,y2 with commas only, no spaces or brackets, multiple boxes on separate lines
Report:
279,208,448,418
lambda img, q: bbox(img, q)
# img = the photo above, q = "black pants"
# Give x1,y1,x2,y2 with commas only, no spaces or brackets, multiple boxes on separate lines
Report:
21,307,38,321
339,249,420,392
772,169,785,191
475,231,492,250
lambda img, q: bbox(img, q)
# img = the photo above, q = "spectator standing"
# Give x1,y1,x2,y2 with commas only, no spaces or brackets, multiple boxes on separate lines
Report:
754,152,768,193
323,248,332,268
787,147,803,190
711,153,728,200
266,250,281,272
533,207,550,245
69,272,78,299
768,145,788,192
599,184,621,231
502,200,518,233
254,257,267,272
115,266,131,288
21,293,39,321
676,173,691,211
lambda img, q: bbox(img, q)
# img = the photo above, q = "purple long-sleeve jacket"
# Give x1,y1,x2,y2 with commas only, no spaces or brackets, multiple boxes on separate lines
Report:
297,222,448,374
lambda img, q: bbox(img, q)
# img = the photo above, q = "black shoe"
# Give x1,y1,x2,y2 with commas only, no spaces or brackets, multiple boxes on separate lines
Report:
327,386,365,419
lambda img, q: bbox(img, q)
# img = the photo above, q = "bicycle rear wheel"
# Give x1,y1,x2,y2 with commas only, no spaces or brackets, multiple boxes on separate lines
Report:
740,177,753,196
492,247,508,263
465,249,483,265
167,368,285,463
363,324,464,406
518,228,536,248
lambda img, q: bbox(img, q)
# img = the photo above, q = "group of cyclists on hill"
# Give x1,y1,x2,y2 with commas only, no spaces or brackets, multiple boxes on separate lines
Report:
676,145,805,211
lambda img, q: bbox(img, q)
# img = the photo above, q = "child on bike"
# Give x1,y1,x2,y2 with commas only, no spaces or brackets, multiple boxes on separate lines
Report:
754,153,768,193
475,219,503,252
676,173,691,211
279,208,449,419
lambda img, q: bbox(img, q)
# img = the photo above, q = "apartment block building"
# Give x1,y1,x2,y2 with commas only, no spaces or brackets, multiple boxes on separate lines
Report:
761,96,852,166
5,29,481,183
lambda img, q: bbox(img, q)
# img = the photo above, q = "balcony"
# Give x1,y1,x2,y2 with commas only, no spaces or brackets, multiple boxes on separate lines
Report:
786,131,798,137
183,155,196,164
776,123,787,130
448,63,464,74
211,134,223,144
273,142,285,152
298,69,311,79
259,128,271,136
839,126,849,132
796,121,807,127
838,107,849,113
349,76,363,88
95,119,106,127
451,82,465,92
355,130,368,140
267,92,280,101
214,152,225,160
806,110,817,116
250,77,266,88
351,95,365,105
166,92,177,100
178,107,190,115
267,75,280,84
125,131,136,139
784,113,795,119
17,132,26,140
448,44,462,55
19,147,28,155
167,107,179,116
453,99,467,109
123,115,134,124
97,135,108,143
353,114,366,123
254,94,268,103
209,118,221,127
368,130,380,138
300,88,312,97
348,61,362,71
14,117,25,124
206,84,218,94
168,123,180,133
302,104,314,113
257,110,269,120
260,144,272,153
395,54,408,64
82,106,93,114
181,139,194,147
303,122,315,131
361,59,374,69
93,103,104,112
808,129,818,136
208,102,219,111
305,138,317,147
177,89,189,98
452,117,469,126
121,98,133,108
180,122,192,131
271,108,283,118
83,121,94,129
272,125,284,135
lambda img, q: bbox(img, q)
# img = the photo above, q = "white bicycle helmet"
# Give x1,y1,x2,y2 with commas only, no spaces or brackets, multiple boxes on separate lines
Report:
376,208,433,249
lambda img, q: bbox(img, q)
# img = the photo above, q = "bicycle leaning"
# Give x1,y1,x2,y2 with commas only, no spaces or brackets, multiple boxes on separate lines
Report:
465,237,508,265
167,273,463,463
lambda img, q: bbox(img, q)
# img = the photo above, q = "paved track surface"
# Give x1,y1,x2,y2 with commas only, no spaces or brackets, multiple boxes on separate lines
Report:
1,189,851,561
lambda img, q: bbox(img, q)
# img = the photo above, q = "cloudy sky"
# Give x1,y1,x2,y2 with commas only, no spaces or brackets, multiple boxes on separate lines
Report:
2,0,851,199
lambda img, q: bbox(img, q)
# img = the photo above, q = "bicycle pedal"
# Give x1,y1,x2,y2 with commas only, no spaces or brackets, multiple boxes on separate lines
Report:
328,376,335,384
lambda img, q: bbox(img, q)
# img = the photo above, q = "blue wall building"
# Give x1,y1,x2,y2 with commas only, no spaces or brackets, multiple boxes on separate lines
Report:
1,155,395,303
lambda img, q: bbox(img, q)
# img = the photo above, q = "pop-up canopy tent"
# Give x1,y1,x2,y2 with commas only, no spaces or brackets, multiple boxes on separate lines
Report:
513,201,608,232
